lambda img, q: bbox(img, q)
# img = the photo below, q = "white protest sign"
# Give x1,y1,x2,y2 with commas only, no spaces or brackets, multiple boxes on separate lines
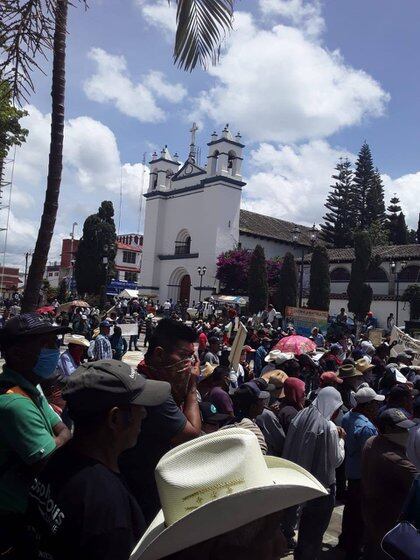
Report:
390,326,420,364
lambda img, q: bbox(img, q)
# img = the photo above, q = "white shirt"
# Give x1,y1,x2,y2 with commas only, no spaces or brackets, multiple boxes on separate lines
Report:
267,308,277,323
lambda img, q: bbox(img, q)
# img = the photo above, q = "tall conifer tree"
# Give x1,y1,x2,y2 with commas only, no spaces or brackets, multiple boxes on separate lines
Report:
353,142,375,230
386,194,402,244
417,214,420,244
321,158,356,247
276,252,298,314
307,245,330,311
395,212,408,245
366,169,386,226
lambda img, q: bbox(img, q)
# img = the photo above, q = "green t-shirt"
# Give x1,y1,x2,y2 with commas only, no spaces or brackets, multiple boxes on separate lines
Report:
0,366,60,514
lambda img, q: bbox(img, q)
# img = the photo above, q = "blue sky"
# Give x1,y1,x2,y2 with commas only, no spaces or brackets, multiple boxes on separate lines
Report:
4,0,420,266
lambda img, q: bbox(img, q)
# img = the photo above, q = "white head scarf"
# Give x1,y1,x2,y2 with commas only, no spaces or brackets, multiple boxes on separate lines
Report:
313,387,344,421
407,424,420,470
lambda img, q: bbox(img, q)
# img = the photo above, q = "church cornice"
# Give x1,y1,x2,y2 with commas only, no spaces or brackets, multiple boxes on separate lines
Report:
149,157,181,166
201,175,246,187
207,138,245,149
144,175,245,199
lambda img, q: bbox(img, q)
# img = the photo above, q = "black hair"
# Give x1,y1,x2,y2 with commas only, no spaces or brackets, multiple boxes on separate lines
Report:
212,366,230,383
233,385,257,420
146,318,197,357
282,359,300,376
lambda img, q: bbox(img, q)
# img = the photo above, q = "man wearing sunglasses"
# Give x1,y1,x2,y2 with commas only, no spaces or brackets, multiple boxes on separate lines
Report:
120,318,201,523
0,313,72,555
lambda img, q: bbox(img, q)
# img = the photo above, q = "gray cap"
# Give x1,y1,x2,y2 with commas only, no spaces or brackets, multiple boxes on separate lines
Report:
378,408,416,431
63,359,170,415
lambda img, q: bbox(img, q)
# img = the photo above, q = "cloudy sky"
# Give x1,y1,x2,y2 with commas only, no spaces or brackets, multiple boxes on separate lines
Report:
3,0,420,267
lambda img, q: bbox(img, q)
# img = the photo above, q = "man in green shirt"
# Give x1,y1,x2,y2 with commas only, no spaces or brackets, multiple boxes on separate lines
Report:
0,313,72,555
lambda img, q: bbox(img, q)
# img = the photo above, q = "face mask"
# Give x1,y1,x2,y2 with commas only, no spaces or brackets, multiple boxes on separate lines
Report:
33,348,60,379
383,432,409,447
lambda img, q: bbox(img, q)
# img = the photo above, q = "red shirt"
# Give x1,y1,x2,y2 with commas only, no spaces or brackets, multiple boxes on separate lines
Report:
198,332,208,351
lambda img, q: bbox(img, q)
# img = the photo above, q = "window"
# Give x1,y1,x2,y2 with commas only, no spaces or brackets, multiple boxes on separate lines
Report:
399,265,420,283
123,250,136,264
366,267,388,282
125,271,137,282
48,272,53,277
330,267,351,282
54,272,59,276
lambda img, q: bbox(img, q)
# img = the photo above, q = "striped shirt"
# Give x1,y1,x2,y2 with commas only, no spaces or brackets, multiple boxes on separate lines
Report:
93,334,112,361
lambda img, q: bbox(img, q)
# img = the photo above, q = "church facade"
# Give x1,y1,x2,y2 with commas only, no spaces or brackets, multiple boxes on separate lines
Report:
138,125,314,304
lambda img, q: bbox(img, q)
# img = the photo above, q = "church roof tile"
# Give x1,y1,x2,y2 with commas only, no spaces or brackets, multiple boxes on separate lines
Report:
239,209,315,246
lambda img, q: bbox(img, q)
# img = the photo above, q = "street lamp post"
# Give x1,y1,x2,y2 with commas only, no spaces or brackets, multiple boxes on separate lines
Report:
197,266,207,303
390,260,407,326
292,224,317,308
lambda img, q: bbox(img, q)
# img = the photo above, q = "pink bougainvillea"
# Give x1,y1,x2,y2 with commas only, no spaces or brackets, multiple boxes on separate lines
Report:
216,249,282,294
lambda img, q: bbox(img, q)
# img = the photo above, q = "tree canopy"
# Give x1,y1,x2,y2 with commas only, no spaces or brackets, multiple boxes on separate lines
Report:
347,231,378,321
75,201,117,295
248,245,268,313
307,245,330,311
275,252,297,315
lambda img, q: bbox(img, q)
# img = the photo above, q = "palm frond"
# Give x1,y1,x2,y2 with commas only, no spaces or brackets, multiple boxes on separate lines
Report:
172,0,234,71
0,0,88,103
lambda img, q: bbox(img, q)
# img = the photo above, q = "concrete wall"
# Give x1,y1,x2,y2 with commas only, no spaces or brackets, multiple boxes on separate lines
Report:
328,298,411,329
239,234,302,260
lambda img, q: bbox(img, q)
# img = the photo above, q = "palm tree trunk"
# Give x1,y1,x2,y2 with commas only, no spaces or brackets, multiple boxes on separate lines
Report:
22,0,68,312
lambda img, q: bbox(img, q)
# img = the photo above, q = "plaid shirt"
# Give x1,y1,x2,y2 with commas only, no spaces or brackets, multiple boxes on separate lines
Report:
93,334,112,360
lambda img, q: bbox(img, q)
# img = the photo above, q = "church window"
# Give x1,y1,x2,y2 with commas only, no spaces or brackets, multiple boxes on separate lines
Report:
228,150,237,175
330,267,351,282
175,230,192,255
123,251,136,264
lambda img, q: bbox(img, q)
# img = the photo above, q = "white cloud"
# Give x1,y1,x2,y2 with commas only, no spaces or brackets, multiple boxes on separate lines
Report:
84,48,186,122
1,105,149,266
259,0,325,38
193,12,389,143
135,0,176,36
382,172,420,230
243,139,352,226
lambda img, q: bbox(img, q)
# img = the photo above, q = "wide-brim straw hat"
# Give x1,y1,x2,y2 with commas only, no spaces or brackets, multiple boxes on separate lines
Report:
339,363,363,379
201,362,217,378
63,334,90,348
131,428,327,560
355,357,375,374
261,369,288,397
264,349,294,364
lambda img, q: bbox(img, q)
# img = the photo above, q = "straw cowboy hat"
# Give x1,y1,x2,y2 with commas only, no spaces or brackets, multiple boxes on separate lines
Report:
131,428,327,560
339,364,363,379
261,369,288,398
200,362,217,378
355,357,374,374
63,334,90,348
264,349,294,364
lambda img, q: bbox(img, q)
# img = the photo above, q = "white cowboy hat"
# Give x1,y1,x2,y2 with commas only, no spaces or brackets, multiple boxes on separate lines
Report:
131,428,327,560
264,349,294,364
63,334,90,348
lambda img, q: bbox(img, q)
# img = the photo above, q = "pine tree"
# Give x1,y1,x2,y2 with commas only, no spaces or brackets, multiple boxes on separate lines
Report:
353,142,375,230
75,201,117,295
417,214,420,244
366,169,386,226
57,278,68,303
248,245,268,313
321,158,357,247
347,231,374,323
395,212,408,245
307,245,330,311
276,252,298,315
386,194,402,244
368,220,389,246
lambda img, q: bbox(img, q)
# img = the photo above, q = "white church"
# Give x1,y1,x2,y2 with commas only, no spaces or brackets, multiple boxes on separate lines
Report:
138,124,315,304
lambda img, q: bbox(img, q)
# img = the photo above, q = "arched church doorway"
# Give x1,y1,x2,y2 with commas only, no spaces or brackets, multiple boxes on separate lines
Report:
179,274,191,303
167,267,191,304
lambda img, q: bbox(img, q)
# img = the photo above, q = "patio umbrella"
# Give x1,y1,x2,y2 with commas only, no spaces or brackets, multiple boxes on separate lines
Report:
36,305,55,314
58,300,90,312
274,335,316,356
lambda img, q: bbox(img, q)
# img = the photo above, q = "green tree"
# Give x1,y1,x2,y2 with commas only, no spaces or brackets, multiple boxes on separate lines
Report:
366,169,386,226
75,201,117,295
417,213,420,244
395,212,408,245
386,194,403,244
307,245,330,311
353,142,375,230
276,252,298,315
368,220,389,246
321,158,357,247
402,285,420,320
0,81,28,186
248,245,268,313
347,232,377,326
57,277,68,303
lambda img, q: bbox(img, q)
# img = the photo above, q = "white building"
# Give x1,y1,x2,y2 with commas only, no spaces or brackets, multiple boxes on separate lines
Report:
115,234,143,284
139,124,314,304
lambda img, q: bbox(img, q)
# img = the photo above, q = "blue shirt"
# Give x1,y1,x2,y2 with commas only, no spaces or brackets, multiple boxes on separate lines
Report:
342,411,378,479
254,346,268,377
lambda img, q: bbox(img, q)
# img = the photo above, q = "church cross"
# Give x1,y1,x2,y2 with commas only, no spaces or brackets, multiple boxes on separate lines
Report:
190,122,198,146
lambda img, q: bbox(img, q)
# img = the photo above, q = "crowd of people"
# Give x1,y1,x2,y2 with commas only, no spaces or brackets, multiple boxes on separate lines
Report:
0,300,419,560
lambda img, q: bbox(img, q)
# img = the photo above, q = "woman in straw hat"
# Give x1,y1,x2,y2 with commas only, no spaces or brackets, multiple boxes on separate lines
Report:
130,429,327,560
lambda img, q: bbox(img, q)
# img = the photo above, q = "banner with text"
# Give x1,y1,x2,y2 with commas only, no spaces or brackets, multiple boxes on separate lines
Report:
390,326,420,364
285,306,329,336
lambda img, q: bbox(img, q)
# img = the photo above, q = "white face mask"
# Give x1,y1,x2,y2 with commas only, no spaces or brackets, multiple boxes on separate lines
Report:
383,432,409,447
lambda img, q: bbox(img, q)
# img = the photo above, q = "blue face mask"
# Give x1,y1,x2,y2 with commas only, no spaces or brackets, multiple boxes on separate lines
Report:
33,348,60,379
